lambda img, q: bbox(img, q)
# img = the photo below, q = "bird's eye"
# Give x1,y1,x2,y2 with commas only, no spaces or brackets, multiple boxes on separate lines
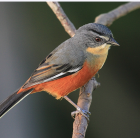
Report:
95,37,101,42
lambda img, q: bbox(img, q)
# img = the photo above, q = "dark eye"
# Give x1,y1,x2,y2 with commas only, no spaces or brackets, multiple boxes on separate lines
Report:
95,37,101,42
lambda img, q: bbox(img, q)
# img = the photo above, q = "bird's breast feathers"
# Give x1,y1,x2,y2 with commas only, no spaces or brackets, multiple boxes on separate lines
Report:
86,43,111,70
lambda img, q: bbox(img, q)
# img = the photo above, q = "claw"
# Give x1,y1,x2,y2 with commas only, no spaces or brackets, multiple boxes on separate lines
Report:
71,107,91,122
63,96,91,122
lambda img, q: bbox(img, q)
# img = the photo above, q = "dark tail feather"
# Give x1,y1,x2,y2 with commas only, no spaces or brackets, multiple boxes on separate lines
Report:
0,88,34,118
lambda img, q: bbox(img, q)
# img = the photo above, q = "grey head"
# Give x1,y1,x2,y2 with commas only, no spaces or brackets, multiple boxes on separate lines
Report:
75,23,119,47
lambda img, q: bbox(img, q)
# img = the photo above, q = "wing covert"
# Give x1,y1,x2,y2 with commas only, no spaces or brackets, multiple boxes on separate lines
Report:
23,62,83,89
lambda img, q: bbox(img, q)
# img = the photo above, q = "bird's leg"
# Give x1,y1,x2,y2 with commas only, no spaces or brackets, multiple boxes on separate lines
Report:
63,96,91,121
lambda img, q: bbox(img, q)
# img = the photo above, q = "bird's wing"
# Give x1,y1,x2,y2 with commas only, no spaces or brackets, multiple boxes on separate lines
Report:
22,52,86,89
23,60,83,89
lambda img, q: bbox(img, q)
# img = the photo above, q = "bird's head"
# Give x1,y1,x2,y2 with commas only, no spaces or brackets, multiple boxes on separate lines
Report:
75,23,119,55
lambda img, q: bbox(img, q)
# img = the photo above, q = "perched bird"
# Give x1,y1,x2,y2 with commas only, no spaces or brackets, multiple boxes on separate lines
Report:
0,23,119,120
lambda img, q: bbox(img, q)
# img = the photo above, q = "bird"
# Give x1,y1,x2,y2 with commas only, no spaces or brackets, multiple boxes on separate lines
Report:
0,23,119,120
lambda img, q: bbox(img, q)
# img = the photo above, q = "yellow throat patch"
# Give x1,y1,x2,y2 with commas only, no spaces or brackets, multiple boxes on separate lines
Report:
86,43,111,55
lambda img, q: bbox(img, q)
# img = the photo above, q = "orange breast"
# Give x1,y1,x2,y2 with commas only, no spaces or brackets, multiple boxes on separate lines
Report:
33,61,98,99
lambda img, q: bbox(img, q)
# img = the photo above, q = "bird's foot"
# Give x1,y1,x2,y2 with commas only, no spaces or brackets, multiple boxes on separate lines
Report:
71,107,91,122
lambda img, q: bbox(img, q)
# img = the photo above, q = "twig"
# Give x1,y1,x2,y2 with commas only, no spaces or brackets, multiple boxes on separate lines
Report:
95,2,140,26
47,2,76,37
72,77,100,138
47,1,99,138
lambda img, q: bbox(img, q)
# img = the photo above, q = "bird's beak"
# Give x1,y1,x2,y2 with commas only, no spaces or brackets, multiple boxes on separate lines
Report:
107,38,120,46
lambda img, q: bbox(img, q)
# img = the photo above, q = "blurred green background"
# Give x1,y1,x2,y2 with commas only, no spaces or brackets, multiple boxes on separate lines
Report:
0,2,140,138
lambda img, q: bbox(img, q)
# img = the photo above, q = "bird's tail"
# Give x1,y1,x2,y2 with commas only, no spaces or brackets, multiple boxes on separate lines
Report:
0,88,34,118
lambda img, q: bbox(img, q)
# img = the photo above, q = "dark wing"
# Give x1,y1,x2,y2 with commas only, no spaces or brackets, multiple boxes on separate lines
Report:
22,59,83,89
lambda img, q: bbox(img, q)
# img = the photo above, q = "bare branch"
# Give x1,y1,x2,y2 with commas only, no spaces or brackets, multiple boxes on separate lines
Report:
95,2,140,26
72,77,100,138
47,2,76,37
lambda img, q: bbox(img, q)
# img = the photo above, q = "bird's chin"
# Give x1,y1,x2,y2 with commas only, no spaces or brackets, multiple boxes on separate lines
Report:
86,43,111,55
